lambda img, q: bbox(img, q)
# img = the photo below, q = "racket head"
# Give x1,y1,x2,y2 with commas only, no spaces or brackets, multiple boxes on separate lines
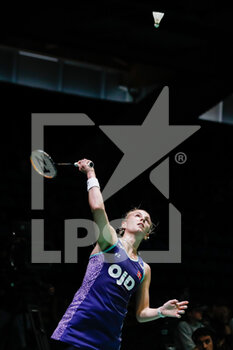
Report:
30,150,57,178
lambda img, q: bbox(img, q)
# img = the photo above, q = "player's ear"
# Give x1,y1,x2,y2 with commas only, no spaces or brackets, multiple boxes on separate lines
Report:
121,220,127,229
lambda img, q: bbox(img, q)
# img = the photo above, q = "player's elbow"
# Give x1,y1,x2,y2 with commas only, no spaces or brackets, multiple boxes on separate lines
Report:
136,311,145,323
136,315,146,323
136,315,143,323
90,202,105,212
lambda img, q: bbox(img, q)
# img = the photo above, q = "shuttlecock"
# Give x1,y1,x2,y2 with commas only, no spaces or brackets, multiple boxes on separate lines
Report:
152,12,164,28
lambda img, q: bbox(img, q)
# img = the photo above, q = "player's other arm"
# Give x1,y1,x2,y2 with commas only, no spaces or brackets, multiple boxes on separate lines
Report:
136,263,188,322
77,158,118,251
136,263,161,322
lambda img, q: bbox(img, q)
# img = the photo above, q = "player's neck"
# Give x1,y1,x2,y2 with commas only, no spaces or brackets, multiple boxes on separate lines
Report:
121,233,141,252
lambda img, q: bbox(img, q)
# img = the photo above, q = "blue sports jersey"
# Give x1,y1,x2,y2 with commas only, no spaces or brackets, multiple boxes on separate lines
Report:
51,239,145,350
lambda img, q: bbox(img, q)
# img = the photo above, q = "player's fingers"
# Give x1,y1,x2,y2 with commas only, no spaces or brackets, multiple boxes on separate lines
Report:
178,309,185,314
174,309,186,318
176,304,188,309
177,301,189,307
78,160,85,167
177,306,188,310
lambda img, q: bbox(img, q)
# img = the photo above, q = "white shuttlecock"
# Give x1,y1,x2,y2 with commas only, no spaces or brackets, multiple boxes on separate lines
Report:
152,12,164,28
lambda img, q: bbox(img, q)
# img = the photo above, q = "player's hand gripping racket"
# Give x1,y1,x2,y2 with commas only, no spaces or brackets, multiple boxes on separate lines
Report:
30,150,94,178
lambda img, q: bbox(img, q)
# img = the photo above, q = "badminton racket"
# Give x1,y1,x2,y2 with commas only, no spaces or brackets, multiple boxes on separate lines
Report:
30,150,94,178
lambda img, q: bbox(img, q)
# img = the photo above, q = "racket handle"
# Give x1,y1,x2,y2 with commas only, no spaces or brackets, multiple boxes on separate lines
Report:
74,161,94,168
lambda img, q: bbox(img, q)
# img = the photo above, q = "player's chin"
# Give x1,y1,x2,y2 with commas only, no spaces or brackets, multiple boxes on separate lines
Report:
136,229,147,237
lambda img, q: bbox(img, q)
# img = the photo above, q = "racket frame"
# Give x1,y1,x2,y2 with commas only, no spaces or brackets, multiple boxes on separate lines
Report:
30,150,57,179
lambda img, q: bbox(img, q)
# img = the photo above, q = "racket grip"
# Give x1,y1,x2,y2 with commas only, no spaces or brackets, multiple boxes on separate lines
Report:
74,161,94,168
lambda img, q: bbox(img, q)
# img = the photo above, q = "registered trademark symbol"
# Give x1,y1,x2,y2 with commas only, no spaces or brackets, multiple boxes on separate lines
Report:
175,152,187,164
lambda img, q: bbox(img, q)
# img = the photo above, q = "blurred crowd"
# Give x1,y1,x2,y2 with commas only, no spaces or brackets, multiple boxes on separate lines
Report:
167,300,233,350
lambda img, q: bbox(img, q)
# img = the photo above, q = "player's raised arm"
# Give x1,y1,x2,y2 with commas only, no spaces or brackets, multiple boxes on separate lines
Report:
77,158,118,251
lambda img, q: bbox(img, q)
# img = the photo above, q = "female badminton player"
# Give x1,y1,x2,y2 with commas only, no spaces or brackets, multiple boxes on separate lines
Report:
51,159,188,350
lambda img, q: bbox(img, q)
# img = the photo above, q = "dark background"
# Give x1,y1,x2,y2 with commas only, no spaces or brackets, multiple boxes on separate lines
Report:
0,3,233,350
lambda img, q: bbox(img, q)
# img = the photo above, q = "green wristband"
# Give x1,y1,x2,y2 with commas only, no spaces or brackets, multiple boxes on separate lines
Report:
158,307,166,318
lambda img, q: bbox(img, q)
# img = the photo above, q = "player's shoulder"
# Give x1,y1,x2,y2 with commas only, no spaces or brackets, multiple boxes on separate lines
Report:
143,262,151,276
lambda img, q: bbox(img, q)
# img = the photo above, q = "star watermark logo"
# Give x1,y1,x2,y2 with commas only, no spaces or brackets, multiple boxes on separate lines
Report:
31,87,200,263
100,87,199,201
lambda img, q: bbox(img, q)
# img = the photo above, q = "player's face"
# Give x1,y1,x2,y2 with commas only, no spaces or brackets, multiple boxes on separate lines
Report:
123,210,152,236
196,335,213,350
